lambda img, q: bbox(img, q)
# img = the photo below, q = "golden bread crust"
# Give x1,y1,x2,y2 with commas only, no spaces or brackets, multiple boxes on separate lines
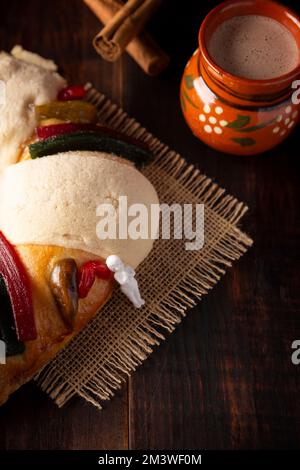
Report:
0,244,114,405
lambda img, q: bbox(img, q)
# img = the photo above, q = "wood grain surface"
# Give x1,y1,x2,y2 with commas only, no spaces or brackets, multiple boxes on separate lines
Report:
0,0,300,450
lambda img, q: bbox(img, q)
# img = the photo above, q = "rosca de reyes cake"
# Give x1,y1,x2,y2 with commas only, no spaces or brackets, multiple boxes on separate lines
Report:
0,47,159,405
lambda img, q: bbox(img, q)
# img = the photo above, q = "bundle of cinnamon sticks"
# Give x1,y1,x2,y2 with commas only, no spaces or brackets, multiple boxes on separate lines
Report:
83,0,169,75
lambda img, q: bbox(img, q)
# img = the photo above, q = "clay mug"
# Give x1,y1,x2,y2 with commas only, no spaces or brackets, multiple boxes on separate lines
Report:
180,0,300,155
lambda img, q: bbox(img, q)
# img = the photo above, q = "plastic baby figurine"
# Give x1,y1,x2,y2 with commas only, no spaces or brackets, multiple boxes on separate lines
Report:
106,255,145,309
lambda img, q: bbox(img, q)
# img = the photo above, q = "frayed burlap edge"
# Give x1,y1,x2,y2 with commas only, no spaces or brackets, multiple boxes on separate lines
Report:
35,85,253,409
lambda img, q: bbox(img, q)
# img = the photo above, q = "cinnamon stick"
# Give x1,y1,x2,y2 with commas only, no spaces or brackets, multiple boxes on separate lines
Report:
83,0,169,75
95,0,161,61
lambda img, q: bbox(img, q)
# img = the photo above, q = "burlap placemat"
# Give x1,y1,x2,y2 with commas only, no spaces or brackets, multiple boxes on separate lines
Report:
36,85,253,409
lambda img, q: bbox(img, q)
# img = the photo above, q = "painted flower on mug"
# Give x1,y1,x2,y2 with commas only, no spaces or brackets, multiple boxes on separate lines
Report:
198,103,228,136
271,106,298,137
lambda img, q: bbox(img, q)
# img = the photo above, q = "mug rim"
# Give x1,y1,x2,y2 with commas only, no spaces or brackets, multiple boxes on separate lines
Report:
199,0,300,87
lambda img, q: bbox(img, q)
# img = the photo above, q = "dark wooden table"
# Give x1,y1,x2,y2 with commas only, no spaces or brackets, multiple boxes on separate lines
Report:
0,0,299,450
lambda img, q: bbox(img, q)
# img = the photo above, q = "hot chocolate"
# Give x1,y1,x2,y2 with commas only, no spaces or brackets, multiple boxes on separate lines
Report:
207,15,299,80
